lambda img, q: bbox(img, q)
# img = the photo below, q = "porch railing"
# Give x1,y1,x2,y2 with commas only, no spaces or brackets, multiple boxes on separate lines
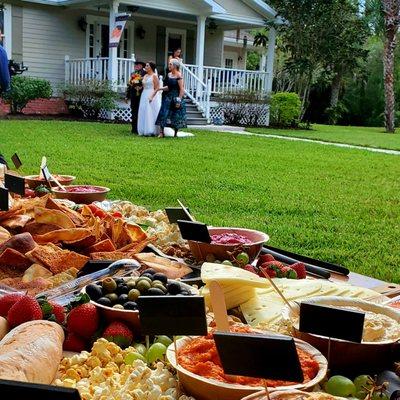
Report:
65,56,134,90
185,64,270,95
180,63,211,120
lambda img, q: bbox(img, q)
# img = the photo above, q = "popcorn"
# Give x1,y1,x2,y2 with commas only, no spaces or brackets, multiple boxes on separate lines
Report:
56,339,195,400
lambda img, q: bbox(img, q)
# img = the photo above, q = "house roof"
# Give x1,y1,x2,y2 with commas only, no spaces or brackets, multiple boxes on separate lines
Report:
242,0,277,20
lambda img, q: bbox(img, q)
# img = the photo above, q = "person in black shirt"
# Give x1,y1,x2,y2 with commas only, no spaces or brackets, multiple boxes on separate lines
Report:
126,61,146,134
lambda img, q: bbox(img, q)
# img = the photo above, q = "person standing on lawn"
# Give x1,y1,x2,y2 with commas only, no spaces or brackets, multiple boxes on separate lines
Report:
156,58,187,138
0,42,10,93
126,61,146,134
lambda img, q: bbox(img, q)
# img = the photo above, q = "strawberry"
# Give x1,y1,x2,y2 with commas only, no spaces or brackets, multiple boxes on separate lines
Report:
67,303,99,339
7,295,42,327
291,262,307,279
102,321,133,348
243,264,257,275
259,266,277,278
256,254,275,267
0,293,24,317
64,332,86,352
38,296,66,324
283,267,298,279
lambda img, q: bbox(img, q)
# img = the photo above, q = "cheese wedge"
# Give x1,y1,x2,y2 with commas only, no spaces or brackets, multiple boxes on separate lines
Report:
201,262,270,288
202,285,256,310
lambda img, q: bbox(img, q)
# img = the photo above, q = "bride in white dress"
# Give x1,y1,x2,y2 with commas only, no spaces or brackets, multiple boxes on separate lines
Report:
137,62,162,136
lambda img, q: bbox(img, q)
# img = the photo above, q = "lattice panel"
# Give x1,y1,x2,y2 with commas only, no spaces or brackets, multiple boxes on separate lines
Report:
209,103,270,126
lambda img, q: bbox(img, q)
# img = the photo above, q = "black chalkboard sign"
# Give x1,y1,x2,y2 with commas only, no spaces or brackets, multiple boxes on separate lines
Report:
177,220,211,243
214,332,304,382
11,153,22,169
137,295,207,336
299,302,365,343
4,173,25,196
0,187,9,211
0,380,81,400
165,207,192,224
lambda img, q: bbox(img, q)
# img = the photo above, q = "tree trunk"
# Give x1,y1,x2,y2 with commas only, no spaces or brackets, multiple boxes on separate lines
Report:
384,30,397,133
330,73,341,108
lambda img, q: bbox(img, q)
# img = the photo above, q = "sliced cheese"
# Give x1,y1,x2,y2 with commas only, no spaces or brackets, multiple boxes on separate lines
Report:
241,295,284,326
201,262,270,288
201,285,256,310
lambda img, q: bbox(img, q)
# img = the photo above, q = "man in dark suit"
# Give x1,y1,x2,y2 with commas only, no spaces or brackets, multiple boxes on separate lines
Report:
126,61,146,134
0,39,11,93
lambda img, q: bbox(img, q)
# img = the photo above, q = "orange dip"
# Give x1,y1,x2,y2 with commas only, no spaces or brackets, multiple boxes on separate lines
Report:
178,325,319,387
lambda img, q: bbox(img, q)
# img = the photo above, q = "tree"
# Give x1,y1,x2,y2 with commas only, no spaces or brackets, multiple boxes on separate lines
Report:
256,0,368,119
382,0,400,133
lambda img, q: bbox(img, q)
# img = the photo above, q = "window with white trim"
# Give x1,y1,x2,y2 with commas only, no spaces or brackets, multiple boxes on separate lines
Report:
0,4,11,56
225,58,234,69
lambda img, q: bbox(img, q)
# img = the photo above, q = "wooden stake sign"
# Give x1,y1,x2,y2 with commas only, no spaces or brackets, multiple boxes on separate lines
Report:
11,153,22,169
177,220,211,243
209,281,230,332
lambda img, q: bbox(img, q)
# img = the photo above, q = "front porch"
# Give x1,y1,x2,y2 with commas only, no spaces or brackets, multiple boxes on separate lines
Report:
63,0,277,123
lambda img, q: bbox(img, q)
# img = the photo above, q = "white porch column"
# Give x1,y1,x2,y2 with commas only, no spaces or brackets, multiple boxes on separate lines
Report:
266,27,276,92
260,53,267,72
195,15,206,97
108,0,119,91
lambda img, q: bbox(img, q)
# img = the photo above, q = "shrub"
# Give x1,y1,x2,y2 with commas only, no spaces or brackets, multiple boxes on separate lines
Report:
62,80,118,120
216,90,269,127
270,92,301,128
2,76,52,113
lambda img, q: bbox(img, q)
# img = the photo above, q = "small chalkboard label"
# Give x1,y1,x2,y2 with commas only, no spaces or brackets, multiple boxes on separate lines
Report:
177,220,211,243
4,173,25,196
214,332,304,382
299,302,365,343
11,153,22,169
41,166,51,181
0,187,9,211
165,207,192,224
137,295,208,336
0,379,81,399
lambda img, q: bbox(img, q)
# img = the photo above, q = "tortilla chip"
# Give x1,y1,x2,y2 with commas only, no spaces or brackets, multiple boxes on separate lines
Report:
0,227,11,245
0,248,32,270
1,214,32,230
119,238,153,253
34,206,75,229
17,195,51,216
26,244,89,274
0,276,53,295
87,239,116,253
90,251,138,261
125,223,147,243
0,206,23,222
64,234,97,249
0,232,37,255
22,263,53,283
48,268,78,287
23,221,61,236
46,197,86,226
135,252,192,279
34,228,92,244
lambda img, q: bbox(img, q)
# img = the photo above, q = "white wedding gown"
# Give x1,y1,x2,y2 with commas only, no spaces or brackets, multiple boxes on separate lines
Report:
137,74,162,136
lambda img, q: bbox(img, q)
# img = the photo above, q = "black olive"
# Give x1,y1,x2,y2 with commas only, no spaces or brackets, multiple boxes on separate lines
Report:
96,297,112,307
118,294,129,304
141,268,156,276
147,288,166,296
123,301,138,310
86,284,103,301
141,273,154,281
167,282,181,295
153,273,168,284
116,284,129,295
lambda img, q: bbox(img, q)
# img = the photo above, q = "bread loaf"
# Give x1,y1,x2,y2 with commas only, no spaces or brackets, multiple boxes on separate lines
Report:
0,320,64,384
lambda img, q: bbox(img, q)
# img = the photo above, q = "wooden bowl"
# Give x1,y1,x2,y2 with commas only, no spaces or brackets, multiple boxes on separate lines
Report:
52,185,110,204
167,335,327,400
188,227,269,263
282,296,400,375
24,174,76,189
82,278,197,334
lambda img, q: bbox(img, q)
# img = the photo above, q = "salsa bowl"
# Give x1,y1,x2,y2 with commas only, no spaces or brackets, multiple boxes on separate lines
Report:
25,174,76,189
52,185,110,204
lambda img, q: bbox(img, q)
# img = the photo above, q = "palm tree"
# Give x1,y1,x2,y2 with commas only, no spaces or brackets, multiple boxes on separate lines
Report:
382,0,400,133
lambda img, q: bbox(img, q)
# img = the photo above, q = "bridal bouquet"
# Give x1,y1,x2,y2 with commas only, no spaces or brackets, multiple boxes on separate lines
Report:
130,73,143,96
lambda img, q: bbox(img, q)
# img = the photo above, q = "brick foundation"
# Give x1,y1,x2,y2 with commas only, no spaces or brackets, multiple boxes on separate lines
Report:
0,98,69,115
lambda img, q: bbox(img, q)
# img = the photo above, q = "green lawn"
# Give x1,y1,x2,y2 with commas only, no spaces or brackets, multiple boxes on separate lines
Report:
1,120,399,283
248,124,400,151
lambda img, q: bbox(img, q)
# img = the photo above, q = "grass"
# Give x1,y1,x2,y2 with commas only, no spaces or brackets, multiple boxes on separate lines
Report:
247,124,400,151
1,120,400,283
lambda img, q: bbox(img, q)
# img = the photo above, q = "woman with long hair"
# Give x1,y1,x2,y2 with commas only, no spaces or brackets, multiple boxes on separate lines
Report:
156,58,187,138
138,61,161,136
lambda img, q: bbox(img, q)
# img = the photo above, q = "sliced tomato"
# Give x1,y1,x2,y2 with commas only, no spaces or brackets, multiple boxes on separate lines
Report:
88,204,107,218
24,188,36,198
111,211,123,218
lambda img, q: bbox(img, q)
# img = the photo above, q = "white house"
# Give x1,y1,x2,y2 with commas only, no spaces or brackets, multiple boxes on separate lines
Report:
0,0,278,124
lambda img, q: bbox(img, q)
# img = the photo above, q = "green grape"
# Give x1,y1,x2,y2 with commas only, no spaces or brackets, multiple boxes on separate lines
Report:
354,375,373,392
371,392,390,400
155,335,173,347
147,342,167,364
236,252,250,265
325,376,356,397
356,390,368,400
133,343,147,356
124,352,146,365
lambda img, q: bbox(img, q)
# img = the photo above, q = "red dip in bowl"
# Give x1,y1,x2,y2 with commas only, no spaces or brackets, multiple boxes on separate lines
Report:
66,185,104,193
211,232,252,245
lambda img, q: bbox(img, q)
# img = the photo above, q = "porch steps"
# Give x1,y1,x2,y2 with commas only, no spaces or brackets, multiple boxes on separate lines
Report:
185,99,209,126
